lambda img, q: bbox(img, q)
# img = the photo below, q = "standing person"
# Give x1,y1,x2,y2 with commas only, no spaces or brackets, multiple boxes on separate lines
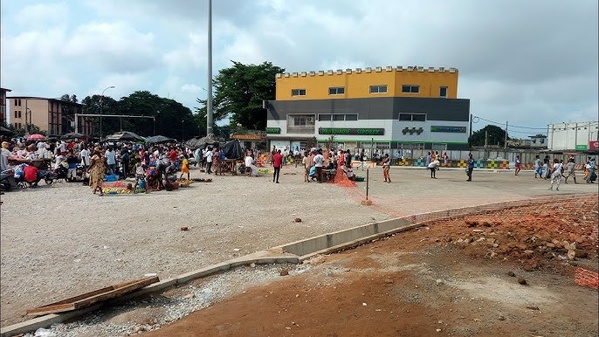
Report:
66,150,79,181
105,146,116,174
586,157,596,183
344,150,352,169
534,155,542,178
80,145,91,171
272,149,283,183
442,152,449,167
428,154,439,178
302,151,310,182
563,156,577,184
120,148,130,179
179,154,190,181
425,151,431,170
514,156,521,176
542,155,551,179
193,147,201,167
381,153,391,183
205,147,213,174
88,148,106,195
313,149,325,183
549,158,564,191
0,141,11,172
466,153,475,182
359,149,365,171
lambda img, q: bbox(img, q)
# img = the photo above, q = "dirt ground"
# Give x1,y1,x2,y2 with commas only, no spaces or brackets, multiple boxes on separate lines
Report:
145,194,599,337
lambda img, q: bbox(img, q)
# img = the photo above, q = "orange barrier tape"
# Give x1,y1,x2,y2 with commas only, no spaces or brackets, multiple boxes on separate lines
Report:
575,267,598,290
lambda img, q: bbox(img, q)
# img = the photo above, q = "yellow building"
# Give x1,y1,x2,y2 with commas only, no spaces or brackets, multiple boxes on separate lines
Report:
266,65,470,152
276,65,458,100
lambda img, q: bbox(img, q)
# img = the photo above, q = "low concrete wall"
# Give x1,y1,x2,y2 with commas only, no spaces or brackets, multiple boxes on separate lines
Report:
281,217,417,257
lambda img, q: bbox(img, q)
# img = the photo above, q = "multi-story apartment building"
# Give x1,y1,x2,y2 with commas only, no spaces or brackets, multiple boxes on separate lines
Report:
8,96,91,136
265,65,471,151
0,87,11,126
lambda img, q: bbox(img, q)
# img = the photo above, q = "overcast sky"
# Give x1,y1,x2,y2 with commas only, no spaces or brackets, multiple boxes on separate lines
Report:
1,0,597,136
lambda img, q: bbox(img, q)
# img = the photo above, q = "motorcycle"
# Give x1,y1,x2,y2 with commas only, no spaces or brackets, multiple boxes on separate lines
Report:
1,168,19,192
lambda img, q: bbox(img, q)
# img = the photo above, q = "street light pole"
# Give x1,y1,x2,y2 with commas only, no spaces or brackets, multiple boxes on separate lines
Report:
99,85,115,139
25,108,31,133
206,0,213,137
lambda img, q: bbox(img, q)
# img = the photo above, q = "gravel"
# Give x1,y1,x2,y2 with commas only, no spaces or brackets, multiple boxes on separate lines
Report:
21,263,314,337
1,165,390,332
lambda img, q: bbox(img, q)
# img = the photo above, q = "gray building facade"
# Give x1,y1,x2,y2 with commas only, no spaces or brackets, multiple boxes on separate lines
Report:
266,96,471,151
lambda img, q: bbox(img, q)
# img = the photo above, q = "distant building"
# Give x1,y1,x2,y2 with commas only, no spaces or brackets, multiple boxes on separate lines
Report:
265,65,470,152
7,96,91,136
0,87,11,125
547,121,599,152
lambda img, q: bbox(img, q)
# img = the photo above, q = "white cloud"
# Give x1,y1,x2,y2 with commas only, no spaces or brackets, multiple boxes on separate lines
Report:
64,22,158,73
1,0,596,133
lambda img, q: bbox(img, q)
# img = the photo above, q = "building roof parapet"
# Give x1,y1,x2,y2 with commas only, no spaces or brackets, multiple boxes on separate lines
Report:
276,65,459,78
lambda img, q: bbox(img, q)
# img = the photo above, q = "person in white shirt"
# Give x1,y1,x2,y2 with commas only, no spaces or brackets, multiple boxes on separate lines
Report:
549,158,563,191
313,149,325,183
244,153,258,176
205,147,213,174
80,146,91,169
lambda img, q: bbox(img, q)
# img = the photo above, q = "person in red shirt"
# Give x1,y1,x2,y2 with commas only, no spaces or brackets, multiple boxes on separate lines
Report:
23,165,39,186
167,147,177,162
272,149,283,183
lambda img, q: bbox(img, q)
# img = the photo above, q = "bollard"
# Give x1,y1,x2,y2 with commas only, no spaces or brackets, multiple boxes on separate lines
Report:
362,168,373,205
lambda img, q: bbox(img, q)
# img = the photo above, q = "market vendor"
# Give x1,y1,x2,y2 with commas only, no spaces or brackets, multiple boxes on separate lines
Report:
0,141,11,171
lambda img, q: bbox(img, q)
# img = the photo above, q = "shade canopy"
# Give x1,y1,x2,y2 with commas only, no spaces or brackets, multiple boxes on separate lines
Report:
105,131,145,142
145,135,176,144
0,126,13,136
27,134,46,141
61,132,85,140
185,135,220,149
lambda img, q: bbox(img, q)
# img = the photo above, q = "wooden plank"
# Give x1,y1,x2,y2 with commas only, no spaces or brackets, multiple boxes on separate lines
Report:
26,276,159,316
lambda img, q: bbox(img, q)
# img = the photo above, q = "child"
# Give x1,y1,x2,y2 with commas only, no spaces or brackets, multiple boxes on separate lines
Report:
179,154,190,181
132,161,148,193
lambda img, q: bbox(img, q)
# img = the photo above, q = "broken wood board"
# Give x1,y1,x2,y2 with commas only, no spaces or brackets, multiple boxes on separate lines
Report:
25,275,160,316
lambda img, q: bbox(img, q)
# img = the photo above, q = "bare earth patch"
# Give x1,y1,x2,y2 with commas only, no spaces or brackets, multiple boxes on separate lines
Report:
144,194,598,337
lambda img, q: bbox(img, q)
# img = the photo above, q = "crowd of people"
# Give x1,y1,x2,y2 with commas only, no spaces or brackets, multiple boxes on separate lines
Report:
2,136,596,194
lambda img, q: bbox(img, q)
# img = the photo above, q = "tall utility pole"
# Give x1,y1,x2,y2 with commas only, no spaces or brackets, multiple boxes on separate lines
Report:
504,121,508,149
206,0,214,137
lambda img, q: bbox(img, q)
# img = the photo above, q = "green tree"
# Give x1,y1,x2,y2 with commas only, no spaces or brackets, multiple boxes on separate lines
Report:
469,125,508,147
81,91,199,140
196,61,284,131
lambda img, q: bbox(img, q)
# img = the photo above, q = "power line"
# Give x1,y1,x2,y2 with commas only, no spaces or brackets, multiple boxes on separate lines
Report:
473,115,547,130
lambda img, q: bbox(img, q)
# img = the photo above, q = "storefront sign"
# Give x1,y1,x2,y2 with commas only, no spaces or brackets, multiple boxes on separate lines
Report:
430,126,467,133
589,141,599,151
265,127,281,134
318,128,385,135
231,134,263,140
575,144,588,151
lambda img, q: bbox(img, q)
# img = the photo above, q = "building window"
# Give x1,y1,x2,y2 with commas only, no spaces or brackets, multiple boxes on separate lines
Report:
18,111,22,118
399,113,426,121
402,85,420,94
291,89,306,96
319,114,358,121
439,86,447,98
369,85,388,94
14,99,22,106
14,111,17,118
329,87,345,95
